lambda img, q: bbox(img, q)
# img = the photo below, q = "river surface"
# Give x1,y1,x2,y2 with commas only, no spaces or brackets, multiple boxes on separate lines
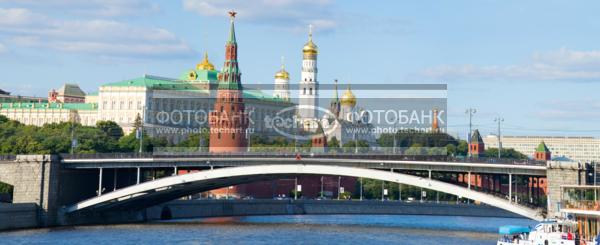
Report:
0,215,535,244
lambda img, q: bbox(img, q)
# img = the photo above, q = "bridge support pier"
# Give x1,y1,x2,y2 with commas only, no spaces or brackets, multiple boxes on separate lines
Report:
0,155,66,227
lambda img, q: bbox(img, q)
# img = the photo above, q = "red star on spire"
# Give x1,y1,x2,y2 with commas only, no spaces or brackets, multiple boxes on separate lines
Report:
228,10,237,19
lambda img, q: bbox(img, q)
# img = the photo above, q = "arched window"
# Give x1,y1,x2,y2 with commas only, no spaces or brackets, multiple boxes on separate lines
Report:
303,88,306,95
309,88,313,95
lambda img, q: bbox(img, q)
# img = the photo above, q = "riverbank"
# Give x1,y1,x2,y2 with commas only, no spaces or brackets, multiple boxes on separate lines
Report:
0,203,37,231
147,199,524,221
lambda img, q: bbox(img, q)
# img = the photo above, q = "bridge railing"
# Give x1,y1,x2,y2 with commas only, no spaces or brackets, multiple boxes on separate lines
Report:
59,152,154,160
58,152,547,166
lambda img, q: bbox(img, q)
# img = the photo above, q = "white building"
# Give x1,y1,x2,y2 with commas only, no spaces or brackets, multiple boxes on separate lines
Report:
483,135,600,162
0,53,293,143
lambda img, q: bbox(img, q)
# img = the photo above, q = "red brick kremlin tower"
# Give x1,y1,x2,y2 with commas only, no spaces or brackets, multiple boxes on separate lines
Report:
468,129,485,157
209,11,248,153
534,141,552,161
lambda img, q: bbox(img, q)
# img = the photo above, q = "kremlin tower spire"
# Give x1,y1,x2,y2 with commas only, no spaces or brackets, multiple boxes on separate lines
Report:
329,79,340,119
209,11,248,153
298,24,319,120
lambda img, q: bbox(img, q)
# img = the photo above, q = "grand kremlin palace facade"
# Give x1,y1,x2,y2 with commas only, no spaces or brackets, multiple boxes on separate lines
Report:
0,53,294,143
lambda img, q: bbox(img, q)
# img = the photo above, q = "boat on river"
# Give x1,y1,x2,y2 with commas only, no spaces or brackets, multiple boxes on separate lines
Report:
497,219,586,245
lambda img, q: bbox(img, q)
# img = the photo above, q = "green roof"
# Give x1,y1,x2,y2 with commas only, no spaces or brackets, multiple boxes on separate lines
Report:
243,89,290,103
103,75,200,91
1,102,98,111
102,75,291,104
536,141,551,153
180,69,219,82
87,91,99,96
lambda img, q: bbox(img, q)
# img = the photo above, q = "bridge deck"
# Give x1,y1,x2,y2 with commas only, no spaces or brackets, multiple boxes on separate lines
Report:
61,156,546,176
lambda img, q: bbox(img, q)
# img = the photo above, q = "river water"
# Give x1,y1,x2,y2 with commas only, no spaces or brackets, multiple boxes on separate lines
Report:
0,215,535,244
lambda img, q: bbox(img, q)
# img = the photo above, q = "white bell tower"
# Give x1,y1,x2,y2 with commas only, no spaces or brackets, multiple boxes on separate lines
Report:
298,24,318,120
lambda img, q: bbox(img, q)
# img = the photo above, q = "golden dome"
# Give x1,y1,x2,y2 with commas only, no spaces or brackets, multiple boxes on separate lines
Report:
303,40,318,55
196,51,215,71
275,69,289,80
340,85,356,107
275,57,290,80
303,25,318,55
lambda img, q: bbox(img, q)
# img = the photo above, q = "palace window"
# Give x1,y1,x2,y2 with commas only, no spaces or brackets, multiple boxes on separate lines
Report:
309,88,313,95
303,88,306,95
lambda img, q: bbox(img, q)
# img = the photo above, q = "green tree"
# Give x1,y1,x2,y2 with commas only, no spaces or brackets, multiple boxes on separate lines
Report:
96,121,124,140
133,113,142,130
175,130,210,151
327,136,340,152
484,148,528,159
342,140,369,153
405,143,425,156
0,182,12,196
456,140,469,156
0,116,170,154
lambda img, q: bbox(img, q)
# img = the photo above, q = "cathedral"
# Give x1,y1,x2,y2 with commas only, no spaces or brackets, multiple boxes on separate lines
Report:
321,81,376,147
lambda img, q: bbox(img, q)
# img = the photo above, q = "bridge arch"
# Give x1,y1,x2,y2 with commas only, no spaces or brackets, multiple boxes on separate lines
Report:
66,164,544,221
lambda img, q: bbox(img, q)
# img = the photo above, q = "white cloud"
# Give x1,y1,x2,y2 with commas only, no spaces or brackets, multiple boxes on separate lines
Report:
421,48,600,81
0,0,160,17
536,98,600,121
182,0,337,33
0,8,194,59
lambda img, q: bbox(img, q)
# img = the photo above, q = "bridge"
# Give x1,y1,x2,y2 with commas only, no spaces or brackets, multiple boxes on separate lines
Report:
0,153,589,227
65,164,544,220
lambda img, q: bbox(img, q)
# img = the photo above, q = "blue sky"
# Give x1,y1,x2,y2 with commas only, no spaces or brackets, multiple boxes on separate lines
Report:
1,0,599,138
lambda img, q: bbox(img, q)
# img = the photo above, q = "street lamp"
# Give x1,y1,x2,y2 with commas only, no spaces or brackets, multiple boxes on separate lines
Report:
494,117,504,159
465,108,476,156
